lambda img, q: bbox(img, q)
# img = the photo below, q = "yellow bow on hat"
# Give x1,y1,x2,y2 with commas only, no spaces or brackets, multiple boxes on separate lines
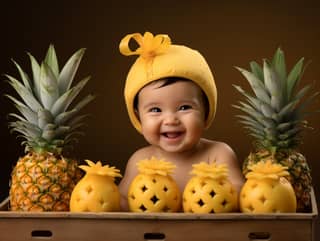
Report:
119,32,171,60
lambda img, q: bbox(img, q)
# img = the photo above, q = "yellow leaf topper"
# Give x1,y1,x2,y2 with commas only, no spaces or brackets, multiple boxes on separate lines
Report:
137,156,176,176
246,160,289,180
190,162,229,180
79,160,122,178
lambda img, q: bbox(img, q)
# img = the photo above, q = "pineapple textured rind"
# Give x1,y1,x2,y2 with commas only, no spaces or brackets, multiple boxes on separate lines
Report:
10,152,81,211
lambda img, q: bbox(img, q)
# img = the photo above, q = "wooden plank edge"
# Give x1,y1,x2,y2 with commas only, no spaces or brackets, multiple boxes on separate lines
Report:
0,188,317,220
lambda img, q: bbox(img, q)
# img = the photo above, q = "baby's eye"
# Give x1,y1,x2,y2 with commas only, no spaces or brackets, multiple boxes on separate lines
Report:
149,107,161,113
179,105,192,111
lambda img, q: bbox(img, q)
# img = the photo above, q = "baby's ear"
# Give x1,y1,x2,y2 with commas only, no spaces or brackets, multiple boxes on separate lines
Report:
134,109,140,121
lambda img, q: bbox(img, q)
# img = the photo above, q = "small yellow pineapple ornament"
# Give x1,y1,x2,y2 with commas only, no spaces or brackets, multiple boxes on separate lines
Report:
70,160,122,212
240,160,296,213
183,162,238,213
128,157,181,212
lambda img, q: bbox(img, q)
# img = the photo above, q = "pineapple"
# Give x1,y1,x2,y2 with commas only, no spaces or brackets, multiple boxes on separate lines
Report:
128,157,181,212
7,45,94,211
70,160,122,212
240,160,296,213
183,162,238,213
234,48,316,212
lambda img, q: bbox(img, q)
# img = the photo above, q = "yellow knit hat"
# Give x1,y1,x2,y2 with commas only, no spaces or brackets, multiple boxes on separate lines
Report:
119,32,217,133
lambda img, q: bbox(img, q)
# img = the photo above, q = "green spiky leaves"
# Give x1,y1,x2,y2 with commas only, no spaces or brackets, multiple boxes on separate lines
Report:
234,48,319,151
6,45,95,154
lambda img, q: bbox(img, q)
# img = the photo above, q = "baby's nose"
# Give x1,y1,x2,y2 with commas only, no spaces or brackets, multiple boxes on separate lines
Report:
163,113,180,125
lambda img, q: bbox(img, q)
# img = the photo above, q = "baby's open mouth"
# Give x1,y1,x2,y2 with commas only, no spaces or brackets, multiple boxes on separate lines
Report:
162,132,183,139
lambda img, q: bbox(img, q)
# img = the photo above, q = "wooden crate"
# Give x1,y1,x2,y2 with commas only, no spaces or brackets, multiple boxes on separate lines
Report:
0,189,317,241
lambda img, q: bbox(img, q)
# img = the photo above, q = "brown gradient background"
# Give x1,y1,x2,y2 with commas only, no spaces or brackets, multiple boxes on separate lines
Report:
0,0,319,238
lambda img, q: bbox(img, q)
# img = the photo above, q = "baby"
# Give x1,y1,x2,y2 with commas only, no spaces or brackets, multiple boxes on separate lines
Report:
118,32,244,211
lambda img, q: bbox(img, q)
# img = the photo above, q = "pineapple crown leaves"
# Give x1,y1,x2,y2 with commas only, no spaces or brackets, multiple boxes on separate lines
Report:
79,160,122,179
233,47,319,151
246,159,289,180
137,156,176,176
5,44,95,154
190,162,229,180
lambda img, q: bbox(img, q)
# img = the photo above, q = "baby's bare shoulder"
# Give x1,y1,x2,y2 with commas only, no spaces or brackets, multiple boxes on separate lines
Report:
202,139,234,152
129,146,156,162
201,139,237,161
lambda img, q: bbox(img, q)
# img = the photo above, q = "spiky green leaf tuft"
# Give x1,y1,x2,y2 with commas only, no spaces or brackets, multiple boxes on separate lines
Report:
6,45,94,155
234,48,319,151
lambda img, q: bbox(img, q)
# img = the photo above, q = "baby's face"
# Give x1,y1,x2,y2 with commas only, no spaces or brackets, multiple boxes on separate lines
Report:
137,80,206,153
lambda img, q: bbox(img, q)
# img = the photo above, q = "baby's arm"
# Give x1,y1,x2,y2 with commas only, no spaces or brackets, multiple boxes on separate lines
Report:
213,142,245,193
118,151,141,211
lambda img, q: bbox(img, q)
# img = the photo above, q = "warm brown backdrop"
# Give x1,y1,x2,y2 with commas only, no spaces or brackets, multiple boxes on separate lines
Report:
0,0,319,238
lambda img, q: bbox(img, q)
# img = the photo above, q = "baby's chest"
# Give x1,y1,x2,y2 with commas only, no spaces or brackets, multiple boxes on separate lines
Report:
171,163,195,191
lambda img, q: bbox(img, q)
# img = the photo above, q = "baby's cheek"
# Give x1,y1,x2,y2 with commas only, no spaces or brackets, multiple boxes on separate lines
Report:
190,119,205,135
141,120,160,138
